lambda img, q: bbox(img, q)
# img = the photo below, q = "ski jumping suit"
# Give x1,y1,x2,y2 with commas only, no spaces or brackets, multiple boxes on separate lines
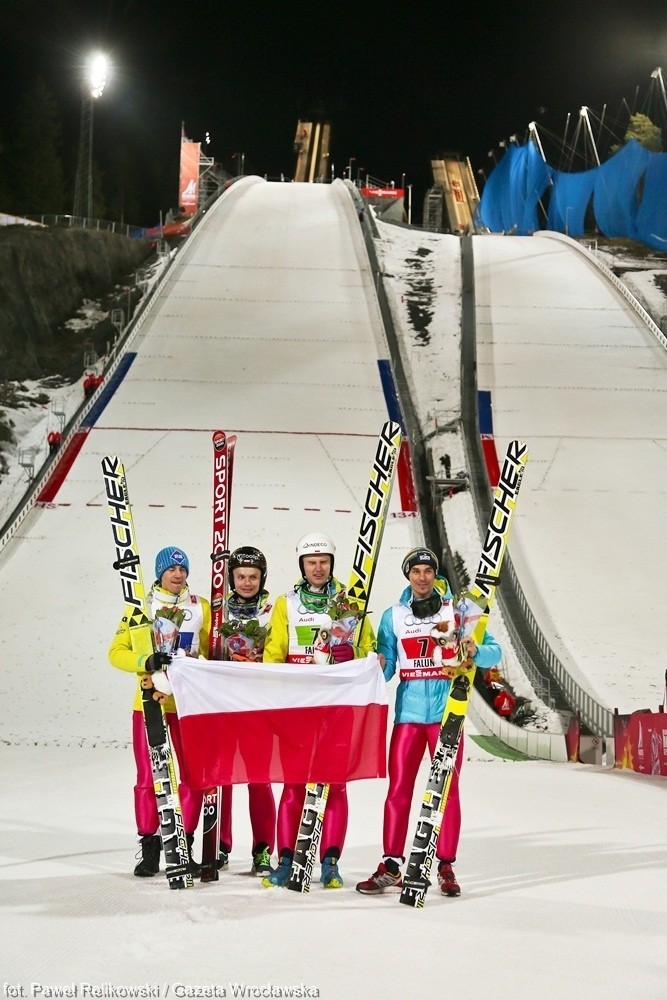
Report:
108,583,211,837
263,577,375,859
218,589,276,855
378,577,501,863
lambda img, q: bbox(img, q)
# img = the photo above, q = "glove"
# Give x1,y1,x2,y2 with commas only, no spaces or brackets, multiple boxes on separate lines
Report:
330,643,354,663
144,651,172,674
151,671,173,697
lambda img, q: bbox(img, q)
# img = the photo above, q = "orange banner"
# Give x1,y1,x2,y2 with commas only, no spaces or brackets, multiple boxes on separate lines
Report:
179,141,200,216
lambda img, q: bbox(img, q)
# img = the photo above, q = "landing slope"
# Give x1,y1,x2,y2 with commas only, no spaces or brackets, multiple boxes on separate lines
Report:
1,178,417,746
474,233,667,712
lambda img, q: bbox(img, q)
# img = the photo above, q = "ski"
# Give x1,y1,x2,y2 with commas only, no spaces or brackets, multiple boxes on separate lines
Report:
399,439,528,907
200,429,237,882
287,419,403,892
101,455,193,890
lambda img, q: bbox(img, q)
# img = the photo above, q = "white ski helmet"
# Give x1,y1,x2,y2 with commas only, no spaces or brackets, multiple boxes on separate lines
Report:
296,532,335,576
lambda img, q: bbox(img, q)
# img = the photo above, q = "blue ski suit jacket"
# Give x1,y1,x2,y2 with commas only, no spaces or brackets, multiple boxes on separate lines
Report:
377,577,502,725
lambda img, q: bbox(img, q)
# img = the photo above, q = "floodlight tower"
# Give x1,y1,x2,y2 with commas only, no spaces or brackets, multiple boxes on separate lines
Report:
528,121,547,161
579,106,600,166
650,67,667,116
73,53,109,220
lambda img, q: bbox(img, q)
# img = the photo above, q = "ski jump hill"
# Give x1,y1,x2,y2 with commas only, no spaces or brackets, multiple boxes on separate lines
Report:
2,176,418,746
1,177,666,999
2,176,666,738
472,232,667,718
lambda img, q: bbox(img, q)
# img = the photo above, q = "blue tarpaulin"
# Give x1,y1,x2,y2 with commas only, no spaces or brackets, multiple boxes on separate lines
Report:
547,167,596,237
593,140,649,238
479,144,551,233
635,153,667,251
479,139,667,249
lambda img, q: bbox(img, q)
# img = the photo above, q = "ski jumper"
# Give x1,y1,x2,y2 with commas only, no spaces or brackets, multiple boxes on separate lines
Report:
263,577,375,859
217,589,276,854
109,583,211,837
378,578,501,863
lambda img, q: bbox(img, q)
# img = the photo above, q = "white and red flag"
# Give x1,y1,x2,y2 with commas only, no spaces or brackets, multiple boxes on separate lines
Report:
168,654,388,789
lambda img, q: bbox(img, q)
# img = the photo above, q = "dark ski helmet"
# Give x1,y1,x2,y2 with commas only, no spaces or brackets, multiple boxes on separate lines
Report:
229,546,267,590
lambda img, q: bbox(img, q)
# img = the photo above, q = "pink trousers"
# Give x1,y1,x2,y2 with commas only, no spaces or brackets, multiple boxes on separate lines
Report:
383,722,464,863
133,711,276,850
276,783,348,860
132,710,203,836
218,784,276,854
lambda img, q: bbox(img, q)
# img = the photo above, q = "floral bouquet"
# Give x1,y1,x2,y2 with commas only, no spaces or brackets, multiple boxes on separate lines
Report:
220,617,267,661
328,589,362,646
328,589,362,622
152,605,185,655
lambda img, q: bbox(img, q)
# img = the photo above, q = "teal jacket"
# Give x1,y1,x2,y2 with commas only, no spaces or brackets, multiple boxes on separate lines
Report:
377,578,502,724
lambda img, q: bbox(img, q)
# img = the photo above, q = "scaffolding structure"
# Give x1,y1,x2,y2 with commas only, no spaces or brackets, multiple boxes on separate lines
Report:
293,120,331,183
424,156,481,234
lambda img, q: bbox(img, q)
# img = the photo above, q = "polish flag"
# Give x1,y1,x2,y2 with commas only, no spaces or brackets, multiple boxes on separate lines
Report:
168,653,388,788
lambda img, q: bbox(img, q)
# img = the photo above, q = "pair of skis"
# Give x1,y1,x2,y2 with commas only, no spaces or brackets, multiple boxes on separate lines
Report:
102,455,193,890
286,419,403,892
199,430,237,881
103,430,237,889
399,439,529,907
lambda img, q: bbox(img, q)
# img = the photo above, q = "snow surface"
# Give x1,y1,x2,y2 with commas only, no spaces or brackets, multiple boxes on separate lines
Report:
2,180,667,999
473,233,667,713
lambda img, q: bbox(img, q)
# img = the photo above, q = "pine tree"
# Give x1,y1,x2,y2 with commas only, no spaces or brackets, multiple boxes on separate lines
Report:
609,113,663,156
10,77,66,216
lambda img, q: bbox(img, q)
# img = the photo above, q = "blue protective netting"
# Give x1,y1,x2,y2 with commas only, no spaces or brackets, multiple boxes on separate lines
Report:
479,144,551,233
593,140,650,238
547,167,596,237
635,153,667,251
479,138,667,249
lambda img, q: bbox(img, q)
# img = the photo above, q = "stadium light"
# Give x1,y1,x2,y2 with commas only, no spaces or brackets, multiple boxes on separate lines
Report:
88,53,108,100
73,52,110,219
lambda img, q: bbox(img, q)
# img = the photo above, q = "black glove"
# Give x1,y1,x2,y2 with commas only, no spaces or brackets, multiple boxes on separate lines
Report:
144,651,172,674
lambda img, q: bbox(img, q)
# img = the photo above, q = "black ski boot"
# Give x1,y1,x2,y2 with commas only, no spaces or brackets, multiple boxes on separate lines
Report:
133,834,161,877
186,834,202,876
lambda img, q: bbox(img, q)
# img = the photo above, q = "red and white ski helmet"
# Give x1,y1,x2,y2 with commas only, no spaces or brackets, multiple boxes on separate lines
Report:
296,532,335,576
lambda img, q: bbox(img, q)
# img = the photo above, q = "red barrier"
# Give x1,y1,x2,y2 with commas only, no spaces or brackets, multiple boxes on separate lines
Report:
481,435,501,488
565,712,581,762
397,439,417,512
37,429,89,503
613,708,667,776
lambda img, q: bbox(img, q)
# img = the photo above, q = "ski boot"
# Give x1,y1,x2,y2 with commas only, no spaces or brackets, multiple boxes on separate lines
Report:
320,851,344,889
262,850,293,887
355,858,402,894
251,843,272,877
133,834,160,877
437,861,461,896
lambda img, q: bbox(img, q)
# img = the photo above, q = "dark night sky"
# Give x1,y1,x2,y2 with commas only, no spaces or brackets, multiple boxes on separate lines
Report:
1,0,666,224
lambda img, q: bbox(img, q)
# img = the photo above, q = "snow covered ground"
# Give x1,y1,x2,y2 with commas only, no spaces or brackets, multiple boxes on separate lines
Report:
374,223,667,716
1,181,667,998
473,233,667,714
0,254,172,527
